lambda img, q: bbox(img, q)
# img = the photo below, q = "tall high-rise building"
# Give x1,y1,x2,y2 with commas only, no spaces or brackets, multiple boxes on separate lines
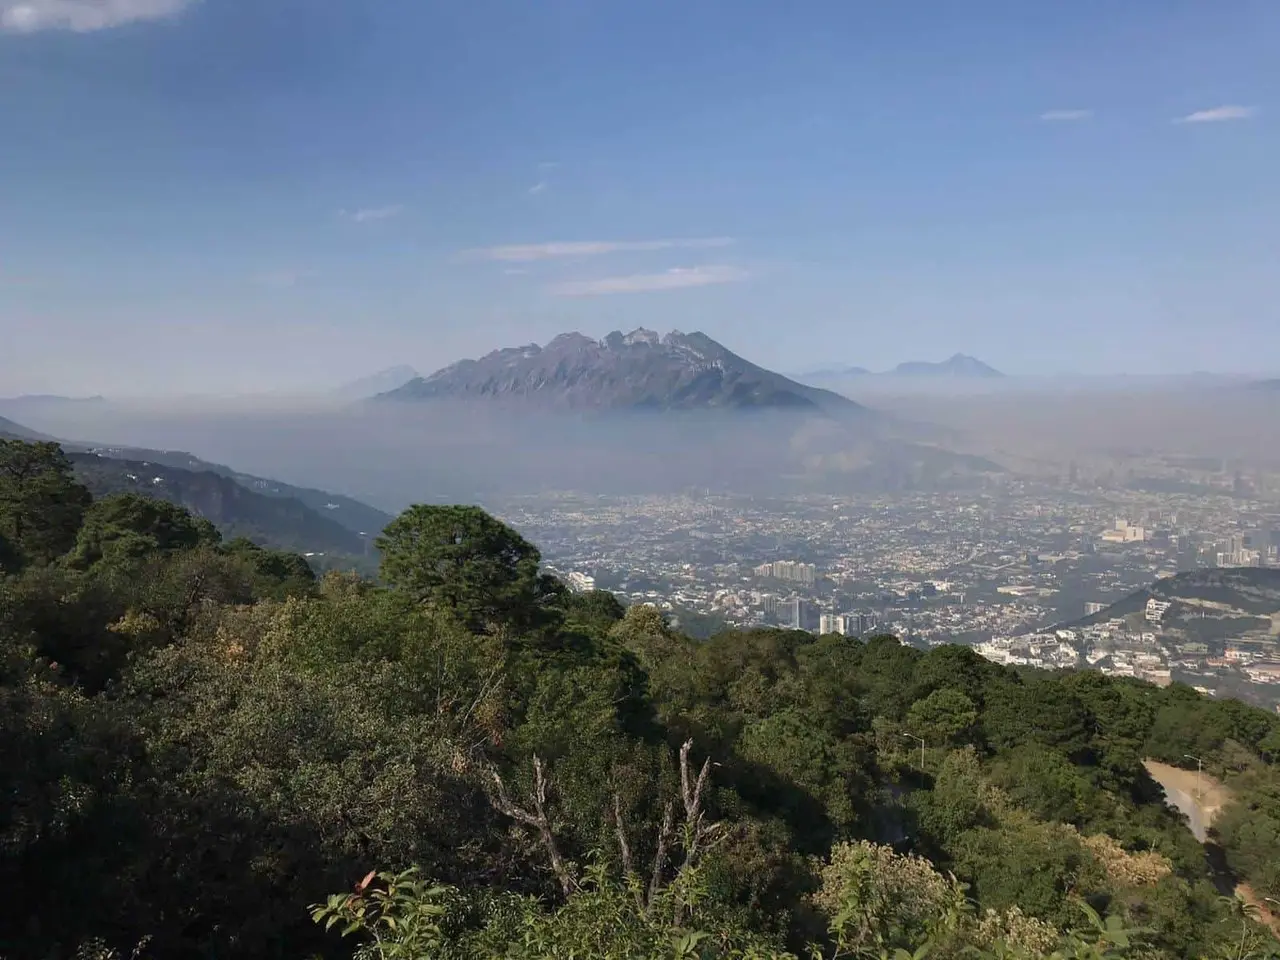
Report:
778,597,804,630
835,611,878,636
819,613,838,635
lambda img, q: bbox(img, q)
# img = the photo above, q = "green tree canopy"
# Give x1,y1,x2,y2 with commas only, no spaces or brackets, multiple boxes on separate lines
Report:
0,440,91,568
376,505,563,633
67,492,221,570
907,687,979,746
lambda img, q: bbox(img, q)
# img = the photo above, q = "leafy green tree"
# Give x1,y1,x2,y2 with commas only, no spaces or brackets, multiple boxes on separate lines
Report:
377,505,564,634
911,644,1001,708
222,537,317,600
0,440,92,568
986,745,1092,825
982,679,1091,761
67,492,220,570
907,688,978,746
563,588,627,637
854,635,921,720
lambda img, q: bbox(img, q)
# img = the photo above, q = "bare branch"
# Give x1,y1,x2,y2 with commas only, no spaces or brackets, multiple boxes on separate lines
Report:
487,756,574,897
647,801,675,914
676,739,716,870
613,793,645,912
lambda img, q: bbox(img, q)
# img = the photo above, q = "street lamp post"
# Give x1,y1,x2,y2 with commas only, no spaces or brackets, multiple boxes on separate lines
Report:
904,733,926,770
1184,754,1204,802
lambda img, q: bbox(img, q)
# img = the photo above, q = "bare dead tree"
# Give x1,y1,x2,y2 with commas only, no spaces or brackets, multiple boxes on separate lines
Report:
488,755,574,897
676,738,717,872
611,739,721,918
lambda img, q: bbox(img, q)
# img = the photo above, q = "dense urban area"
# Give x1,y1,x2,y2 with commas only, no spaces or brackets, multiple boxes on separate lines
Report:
498,461,1280,710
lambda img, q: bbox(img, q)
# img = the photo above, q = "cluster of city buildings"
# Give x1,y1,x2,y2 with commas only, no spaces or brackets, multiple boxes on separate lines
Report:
492,465,1280,707
752,560,817,585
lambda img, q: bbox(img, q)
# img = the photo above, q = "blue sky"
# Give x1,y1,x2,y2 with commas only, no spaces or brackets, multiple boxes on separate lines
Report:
1,0,1278,394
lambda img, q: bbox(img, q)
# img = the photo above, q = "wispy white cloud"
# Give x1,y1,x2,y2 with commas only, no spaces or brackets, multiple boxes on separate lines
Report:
1040,109,1093,121
549,265,748,297
341,205,405,223
527,181,548,196
0,0,191,33
1176,105,1256,123
470,237,735,263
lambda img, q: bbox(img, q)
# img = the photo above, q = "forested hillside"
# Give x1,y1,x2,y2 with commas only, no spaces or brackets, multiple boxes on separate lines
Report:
3,438,1280,960
69,451,375,565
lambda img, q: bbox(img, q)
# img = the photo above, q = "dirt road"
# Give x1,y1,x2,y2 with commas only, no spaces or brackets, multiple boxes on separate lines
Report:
1143,759,1280,937
1142,759,1230,841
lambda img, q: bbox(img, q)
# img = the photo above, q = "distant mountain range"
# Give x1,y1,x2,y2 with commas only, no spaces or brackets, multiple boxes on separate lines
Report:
380,329,867,415
0,394,106,405
334,366,420,400
802,355,1004,379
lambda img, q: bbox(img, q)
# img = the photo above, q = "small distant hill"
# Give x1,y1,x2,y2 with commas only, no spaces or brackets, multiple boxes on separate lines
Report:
0,394,105,405
891,354,1004,378
334,365,420,400
1250,378,1280,391
69,453,376,561
381,329,868,416
1066,567,1280,646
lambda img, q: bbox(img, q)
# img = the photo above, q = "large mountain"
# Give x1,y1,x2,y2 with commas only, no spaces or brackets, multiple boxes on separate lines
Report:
891,354,1004,378
381,329,866,415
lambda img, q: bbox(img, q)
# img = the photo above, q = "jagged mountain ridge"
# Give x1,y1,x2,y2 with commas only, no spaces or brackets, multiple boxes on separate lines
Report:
381,329,867,414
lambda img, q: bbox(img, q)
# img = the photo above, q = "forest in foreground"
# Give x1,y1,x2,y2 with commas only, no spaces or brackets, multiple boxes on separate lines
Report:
3,439,1280,960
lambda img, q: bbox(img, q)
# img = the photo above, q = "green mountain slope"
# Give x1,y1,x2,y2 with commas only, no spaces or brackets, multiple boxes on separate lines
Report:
0,416,55,442
68,443,392,536
69,452,375,560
